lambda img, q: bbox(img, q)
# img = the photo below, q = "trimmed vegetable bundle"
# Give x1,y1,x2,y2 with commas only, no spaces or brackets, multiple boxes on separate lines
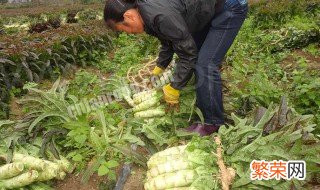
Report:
132,90,165,119
145,138,222,190
107,78,166,119
0,153,73,189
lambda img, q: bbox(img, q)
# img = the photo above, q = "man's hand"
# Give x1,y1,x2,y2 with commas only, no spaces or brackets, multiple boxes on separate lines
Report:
163,83,180,105
152,66,164,76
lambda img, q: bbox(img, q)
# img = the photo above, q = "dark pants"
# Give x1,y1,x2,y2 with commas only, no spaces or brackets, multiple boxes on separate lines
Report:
192,0,248,125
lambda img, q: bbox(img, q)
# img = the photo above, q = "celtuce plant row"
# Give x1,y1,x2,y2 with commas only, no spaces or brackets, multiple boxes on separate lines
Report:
0,20,114,119
0,153,72,189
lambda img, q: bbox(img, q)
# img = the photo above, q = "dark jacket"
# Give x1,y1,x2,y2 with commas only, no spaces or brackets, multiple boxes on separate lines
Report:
137,0,220,90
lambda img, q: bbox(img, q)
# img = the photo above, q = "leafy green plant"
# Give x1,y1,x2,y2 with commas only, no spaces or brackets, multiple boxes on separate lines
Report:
288,67,320,133
19,79,76,135
220,98,320,189
250,0,319,29
303,44,320,56
68,70,104,99
105,33,159,76
75,8,102,21
97,159,119,179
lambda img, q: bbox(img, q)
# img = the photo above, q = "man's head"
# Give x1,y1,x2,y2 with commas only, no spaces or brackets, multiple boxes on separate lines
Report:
104,0,144,34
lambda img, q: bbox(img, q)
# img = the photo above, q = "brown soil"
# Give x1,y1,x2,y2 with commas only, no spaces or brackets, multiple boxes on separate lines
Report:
55,173,108,190
55,174,107,190
295,49,320,69
54,164,145,190
54,145,149,190
281,49,320,71
123,165,146,190
9,97,23,120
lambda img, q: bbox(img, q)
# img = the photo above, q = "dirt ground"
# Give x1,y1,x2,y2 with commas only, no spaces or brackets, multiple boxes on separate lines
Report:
55,173,108,190
9,97,23,120
281,49,320,71
54,165,145,190
123,166,146,190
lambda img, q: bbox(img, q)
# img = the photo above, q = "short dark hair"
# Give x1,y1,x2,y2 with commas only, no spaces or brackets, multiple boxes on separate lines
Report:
104,0,136,27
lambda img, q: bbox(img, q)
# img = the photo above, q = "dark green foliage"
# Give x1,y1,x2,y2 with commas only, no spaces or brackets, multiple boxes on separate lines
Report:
101,33,159,75
250,0,320,29
219,98,320,189
0,21,114,119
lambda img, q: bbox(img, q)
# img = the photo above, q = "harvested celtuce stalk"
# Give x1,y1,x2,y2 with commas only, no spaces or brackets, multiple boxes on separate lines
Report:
145,138,219,190
147,154,182,168
12,153,48,171
53,156,73,173
133,90,157,104
147,159,197,179
132,89,156,99
144,169,198,190
56,171,66,180
37,168,59,182
134,107,165,118
123,95,135,107
30,182,54,190
0,163,24,180
0,170,38,189
132,95,161,113
149,145,187,159
44,161,60,172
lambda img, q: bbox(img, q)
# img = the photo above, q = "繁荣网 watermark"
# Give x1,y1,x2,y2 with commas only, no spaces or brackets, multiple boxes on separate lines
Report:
250,160,306,180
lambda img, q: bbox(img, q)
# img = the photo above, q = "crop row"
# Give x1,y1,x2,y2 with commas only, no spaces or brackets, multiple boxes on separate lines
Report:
0,8,103,35
0,3,102,17
249,0,319,29
0,20,113,119
1,1,318,119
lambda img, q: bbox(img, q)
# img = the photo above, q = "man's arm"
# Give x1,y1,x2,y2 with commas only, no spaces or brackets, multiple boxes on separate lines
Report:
156,14,198,90
157,40,174,70
170,35,197,90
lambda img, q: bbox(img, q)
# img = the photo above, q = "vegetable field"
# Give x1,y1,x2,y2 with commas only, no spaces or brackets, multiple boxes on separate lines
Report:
0,0,319,189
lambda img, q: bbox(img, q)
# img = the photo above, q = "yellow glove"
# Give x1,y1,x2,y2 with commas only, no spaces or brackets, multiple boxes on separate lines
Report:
163,83,180,104
152,66,164,76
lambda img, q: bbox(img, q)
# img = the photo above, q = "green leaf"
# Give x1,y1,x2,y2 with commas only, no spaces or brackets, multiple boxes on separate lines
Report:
74,135,87,145
106,160,119,168
89,128,105,152
107,171,117,181
142,121,168,146
72,154,83,162
81,155,105,184
122,128,145,146
23,82,38,90
194,107,204,124
0,120,14,128
97,110,108,142
28,112,70,135
98,165,109,176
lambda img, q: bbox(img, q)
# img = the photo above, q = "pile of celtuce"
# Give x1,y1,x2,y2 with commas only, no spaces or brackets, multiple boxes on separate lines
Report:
144,97,320,190
144,137,222,190
106,78,166,119
0,153,73,189
132,89,165,119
